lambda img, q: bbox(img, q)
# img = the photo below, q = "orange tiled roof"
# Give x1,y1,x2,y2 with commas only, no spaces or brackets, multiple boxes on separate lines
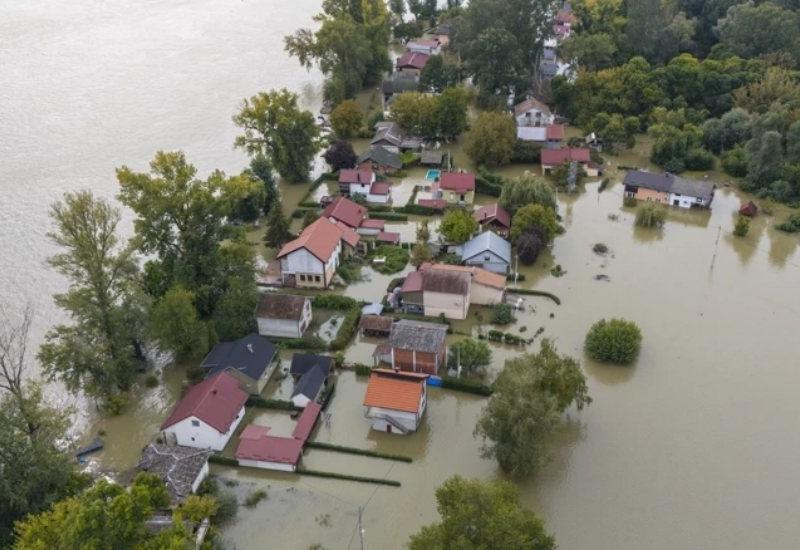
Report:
421,263,506,290
363,369,428,413
277,217,342,262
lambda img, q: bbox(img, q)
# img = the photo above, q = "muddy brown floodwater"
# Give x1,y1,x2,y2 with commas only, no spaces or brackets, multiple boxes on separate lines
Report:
4,2,800,548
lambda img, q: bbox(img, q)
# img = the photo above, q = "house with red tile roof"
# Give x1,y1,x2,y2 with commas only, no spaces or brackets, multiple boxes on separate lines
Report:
358,218,386,236
323,196,367,229
473,203,511,237
436,172,475,204
367,181,392,204
407,38,441,55
277,217,343,288
396,51,430,76
540,147,595,176
338,169,375,197
363,369,429,434
161,372,248,451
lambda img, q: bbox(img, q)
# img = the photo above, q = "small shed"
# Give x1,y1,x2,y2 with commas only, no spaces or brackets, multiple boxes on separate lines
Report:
739,201,758,217
420,150,444,167
359,315,394,337
136,444,212,502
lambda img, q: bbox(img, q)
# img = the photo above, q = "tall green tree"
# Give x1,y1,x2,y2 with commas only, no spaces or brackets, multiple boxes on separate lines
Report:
447,338,492,376
232,89,321,182
436,87,471,140
475,339,590,477
246,154,278,215
213,279,259,341
149,287,207,360
464,111,517,167
264,203,292,249
330,99,364,138
408,476,555,550
717,2,800,67
499,172,557,213
510,204,559,242
420,55,462,93
38,192,142,402
439,208,479,243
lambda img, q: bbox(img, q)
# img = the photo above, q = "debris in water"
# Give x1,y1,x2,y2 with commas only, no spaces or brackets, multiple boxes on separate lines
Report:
594,274,611,282
593,243,609,255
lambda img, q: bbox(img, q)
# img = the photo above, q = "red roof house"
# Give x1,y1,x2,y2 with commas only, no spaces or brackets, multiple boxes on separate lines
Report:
473,203,511,236
363,369,429,434
277,217,344,288
739,201,758,217
339,169,374,185
541,148,592,175
277,218,342,264
235,435,303,471
440,172,476,193
323,196,367,229
397,51,430,72
546,124,565,141
161,372,248,451
377,231,401,245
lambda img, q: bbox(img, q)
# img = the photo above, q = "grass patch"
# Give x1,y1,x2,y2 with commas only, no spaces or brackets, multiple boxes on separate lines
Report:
244,489,267,508
328,307,361,351
354,363,372,376
369,245,409,274
312,295,361,310
336,261,362,283
305,441,413,462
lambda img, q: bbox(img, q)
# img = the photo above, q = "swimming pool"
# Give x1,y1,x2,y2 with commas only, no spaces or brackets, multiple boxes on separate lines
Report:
425,169,441,181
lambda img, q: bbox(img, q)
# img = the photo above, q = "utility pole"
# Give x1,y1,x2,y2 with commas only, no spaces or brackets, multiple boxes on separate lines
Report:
358,506,365,550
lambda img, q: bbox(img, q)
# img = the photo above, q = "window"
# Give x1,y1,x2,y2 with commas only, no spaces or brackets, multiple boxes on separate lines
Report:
315,275,321,282
191,437,195,442
191,420,200,427
299,274,306,282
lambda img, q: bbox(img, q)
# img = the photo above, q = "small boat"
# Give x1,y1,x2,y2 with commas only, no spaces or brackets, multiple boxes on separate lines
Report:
74,437,104,460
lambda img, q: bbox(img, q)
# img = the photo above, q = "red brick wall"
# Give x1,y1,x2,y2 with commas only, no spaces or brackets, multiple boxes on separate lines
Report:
393,348,440,375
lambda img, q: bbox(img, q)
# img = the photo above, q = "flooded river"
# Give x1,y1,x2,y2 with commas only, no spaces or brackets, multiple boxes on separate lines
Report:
3,2,800,549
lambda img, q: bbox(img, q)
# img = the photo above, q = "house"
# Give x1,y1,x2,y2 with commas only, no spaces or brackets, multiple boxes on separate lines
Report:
332,220,362,257
421,263,506,306
368,182,392,204
363,369,429,435
358,147,403,175
338,169,375,197
381,319,447,375
399,271,424,315
623,170,716,209
290,353,333,379
323,196,367,229
432,23,452,47
382,75,419,107
473,203,511,237
540,147,593,175
201,334,279,396
420,269,471,320
407,38,441,56
460,231,512,274
359,315,394,337
516,124,565,148
277,217,343,289
291,366,328,409
234,402,322,472
136,444,212,502
437,172,475,204
358,218,386,236
396,51,430,76
514,97,555,127
420,150,444,167
377,231,400,245
256,293,312,339
160,372,248,451
371,121,423,153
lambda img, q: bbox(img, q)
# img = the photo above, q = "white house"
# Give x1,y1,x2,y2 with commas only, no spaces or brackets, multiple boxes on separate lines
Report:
367,181,392,204
460,231,512,274
160,372,248,451
289,354,333,409
406,38,441,56
338,169,376,197
277,217,343,288
420,263,506,306
136,444,212,502
363,370,429,435
256,293,312,339
514,97,555,127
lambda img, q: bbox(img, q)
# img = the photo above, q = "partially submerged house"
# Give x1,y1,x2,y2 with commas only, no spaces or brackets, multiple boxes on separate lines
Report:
473,203,511,237
357,147,403,175
514,97,555,127
359,314,394,337
407,38,441,56
436,172,475,205
323,196,368,229
256,293,312,339
623,170,716,209
377,319,448,375
289,353,333,408
338,169,375,197
540,147,594,176
277,217,343,289
421,263,506,306
516,124,565,148
381,75,419,108
420,269,472,320
460,231,512,274
161,372,248,451
371,121,422,153
201,334,278,395
363,369,429,435
136,444,212,502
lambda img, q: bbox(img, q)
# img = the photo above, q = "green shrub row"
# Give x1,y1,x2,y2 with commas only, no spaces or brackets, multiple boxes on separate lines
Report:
247,397,301,411
305,441,413,462
209,455,239,467
291,208,315,219
368,212,409,222
482,330,528,346
365,204,393,212
297,467,401,487
439,376,493,396
329,307,361,351
397,204,438,215
275,336,328,350
312,295,360,310
506,289,561,305
353,364,372,376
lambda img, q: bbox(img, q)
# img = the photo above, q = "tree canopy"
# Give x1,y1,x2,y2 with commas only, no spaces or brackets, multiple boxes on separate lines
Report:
464,111,517,167
439,208,478,243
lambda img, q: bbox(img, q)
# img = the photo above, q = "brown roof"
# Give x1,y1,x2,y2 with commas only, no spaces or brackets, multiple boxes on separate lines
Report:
546,124,565,140
440,172,475,192
397,51,430,70
277,217,342,262
421,269,471,295
370,182,391,195
323,196,367,228
422,263,506,290
333,220,361,248
256,293,308,321
363,369,428,413
401,271,423,293
339,169,374,184
377,231,400,244
473,203,511,229
161,372,248,433
360,219,386,230
541,147,591,166
359,315,394,333
514,97,552,117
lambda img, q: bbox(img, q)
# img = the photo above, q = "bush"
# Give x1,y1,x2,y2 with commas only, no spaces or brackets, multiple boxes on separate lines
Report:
244,489,267,508
329,307,361,351
475,172,504,197
623,196,638,208
491,303,515,325
354,364,372,376
733,216,750,237
214,490,239,526
312,295,360,310
369,245,409,274
368,212,409,222
336,261,362,283
584,318,642,365
685,148,714,171
143,374,159,388
440,376,493,396
635,203,667,228
721,145,748,177
247,397,301,411
776,213,800,233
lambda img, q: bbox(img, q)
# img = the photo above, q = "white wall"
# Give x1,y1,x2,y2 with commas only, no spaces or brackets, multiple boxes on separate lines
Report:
464,250,509,274
165,407,245,451
367,406,420,434
258,317,301,338
367,191,391,204
281,248,325,276
669,193,706,208
191,461,210,494
238,458,296,472
423,290,469,320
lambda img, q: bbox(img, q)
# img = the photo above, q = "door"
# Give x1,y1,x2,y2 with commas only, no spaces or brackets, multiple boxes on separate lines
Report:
386,424,392,433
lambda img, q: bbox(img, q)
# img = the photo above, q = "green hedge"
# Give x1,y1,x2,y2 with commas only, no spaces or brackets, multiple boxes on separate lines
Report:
397,204,438,215
329,307,361,351
291,208,315,219
209,455,239,467
305,441,413,462
275,336,328,350
439,376,493,396
354,364,372,376
312,295,361,310
247,397,301,411
369,212,409,222
297,467,401,487
507,289,561,305
366,204,393,212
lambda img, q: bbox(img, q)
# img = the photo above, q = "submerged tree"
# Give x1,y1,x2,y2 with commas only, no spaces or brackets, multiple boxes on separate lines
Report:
38,191,143,403
408,476,556,550
264,203,292,249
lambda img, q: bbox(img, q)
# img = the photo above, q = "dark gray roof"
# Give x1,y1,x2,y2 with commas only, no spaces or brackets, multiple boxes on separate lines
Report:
202,334,277,383
420,150,444,165
290,353,333,378
358,147,402,169
292,365,327,400
137,444,212,501
623,170,715,201
389,319,447,353
421,269,470,295
372,122,403,147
